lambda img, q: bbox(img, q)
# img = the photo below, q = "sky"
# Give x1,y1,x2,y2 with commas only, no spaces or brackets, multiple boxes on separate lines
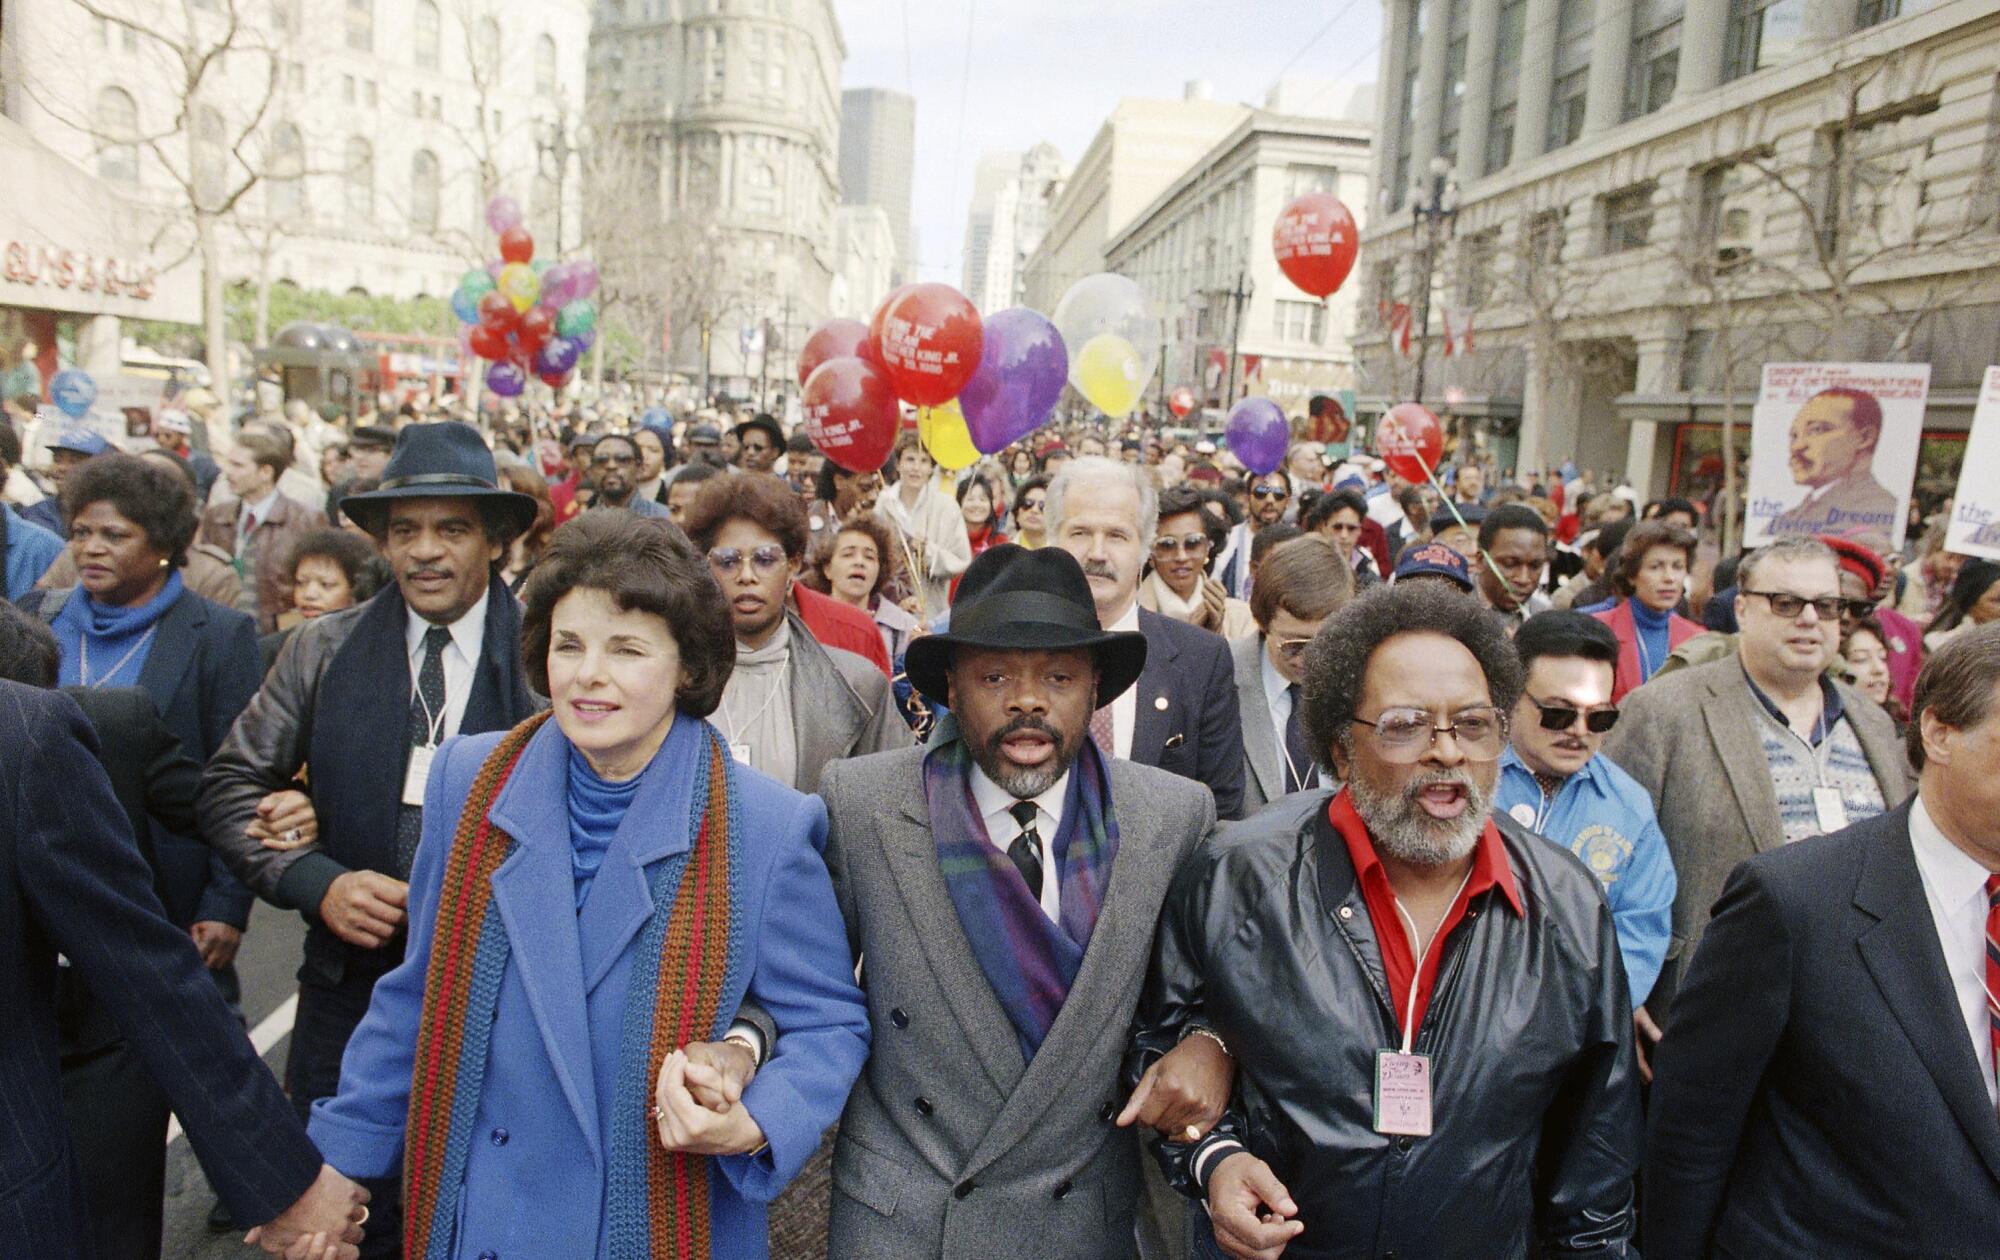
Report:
832,0,1386,285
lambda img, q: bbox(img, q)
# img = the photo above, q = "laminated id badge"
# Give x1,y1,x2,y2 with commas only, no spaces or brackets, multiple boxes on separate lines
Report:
402,745,436,806
1373,1050,1434,1137
1811,786,1849,835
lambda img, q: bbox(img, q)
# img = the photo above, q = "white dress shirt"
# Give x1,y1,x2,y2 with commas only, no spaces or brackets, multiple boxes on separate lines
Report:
1259,643,1322,790
1105,601,1140,760
1908,793,1998,1106
405,590,488,745
970,762,1070,924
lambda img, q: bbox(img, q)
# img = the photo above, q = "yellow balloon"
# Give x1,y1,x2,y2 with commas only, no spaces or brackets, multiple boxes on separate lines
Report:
497,262,539,312
1074,333,1145,418
919,400,979,471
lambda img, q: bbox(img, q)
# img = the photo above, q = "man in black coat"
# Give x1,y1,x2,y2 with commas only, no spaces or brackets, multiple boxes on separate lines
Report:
0,679,368,1259
1646,623,2000,1259
1048,456,1246,821
199,423,541,1259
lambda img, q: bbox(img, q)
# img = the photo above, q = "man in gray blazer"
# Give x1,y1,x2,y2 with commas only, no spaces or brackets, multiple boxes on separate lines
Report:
1230,535,1353,813
1604,536,1913,1043
819,545,1229,1259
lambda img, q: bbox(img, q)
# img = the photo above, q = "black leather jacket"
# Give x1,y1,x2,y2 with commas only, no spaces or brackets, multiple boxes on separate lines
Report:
1133,791,1641,1260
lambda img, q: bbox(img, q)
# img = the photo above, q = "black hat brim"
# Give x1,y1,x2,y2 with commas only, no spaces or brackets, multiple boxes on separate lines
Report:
904,620,1147,712
340,484,540,542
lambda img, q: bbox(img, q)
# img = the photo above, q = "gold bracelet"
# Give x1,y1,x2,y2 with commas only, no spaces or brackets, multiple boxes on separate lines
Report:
1181,1025,1229,1057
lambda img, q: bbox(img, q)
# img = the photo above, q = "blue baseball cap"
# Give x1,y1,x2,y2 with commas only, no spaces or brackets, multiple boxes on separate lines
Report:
48,427,110,457
1392,541,1476,593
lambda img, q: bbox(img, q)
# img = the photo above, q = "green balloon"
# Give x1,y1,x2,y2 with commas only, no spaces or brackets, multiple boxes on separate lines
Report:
556,299,597,338
531,258,550,277
460,269,496,300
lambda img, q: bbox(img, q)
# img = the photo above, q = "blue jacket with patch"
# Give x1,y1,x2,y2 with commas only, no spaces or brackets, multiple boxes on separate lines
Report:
1497,746,1676,1004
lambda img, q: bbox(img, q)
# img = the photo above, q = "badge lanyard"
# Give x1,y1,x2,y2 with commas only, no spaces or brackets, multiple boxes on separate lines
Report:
79,625,158,689
721,677,785,764
1389,866,1476,1055
1373,864,1476,1139
413,669,449,749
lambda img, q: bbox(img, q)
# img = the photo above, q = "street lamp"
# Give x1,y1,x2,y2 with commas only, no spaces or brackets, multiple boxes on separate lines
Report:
537,110,578,254
1407,157,1458,406
1222,269,1255,409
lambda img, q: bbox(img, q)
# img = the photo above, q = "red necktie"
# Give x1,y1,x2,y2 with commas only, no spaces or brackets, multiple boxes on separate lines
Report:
1986,874,2000,1092
1089,704,1115,758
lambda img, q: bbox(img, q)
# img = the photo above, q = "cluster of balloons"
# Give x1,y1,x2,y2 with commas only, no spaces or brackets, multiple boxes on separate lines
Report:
450,194,600,398
49,369,96,420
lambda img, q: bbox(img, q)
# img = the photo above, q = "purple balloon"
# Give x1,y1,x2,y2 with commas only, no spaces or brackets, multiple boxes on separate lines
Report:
533,336,581,376
538,262,572,309
486,193,523,234
486,360,527,398
570,325,597,352
1225,397,1289,475
569,259,600,299
958,308,1068,454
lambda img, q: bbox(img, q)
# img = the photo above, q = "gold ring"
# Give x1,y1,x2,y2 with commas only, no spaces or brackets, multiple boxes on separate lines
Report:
1184,1124,1201,1142
356,1205,370,1226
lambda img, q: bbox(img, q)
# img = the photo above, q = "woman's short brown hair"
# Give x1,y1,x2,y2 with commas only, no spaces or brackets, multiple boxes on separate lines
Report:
519,512,734,717
806,516,901,605
60,451,198,568
680,471,811,559
1613,519,1697,597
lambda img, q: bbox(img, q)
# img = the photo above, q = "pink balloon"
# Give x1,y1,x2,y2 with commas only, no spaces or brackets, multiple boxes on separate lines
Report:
569,259,600,299
486,194,523,235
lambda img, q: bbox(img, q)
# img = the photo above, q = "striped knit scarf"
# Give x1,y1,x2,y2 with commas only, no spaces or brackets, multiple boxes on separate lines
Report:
924,717,1120,1059
403,713,746,1260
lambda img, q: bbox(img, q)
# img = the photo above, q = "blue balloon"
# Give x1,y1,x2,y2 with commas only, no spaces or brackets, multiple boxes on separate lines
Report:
50,369,96,419
450,286,481,325
639,407,672,431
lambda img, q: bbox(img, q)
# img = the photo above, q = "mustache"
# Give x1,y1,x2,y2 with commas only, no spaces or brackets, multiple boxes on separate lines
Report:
989,714,1061,745
1405,767,1478,799
1081,560,1119,581
405,565,454,581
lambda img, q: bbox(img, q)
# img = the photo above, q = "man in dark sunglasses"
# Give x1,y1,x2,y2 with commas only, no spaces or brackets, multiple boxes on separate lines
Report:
1497,612,1676,1072
581,432,671,519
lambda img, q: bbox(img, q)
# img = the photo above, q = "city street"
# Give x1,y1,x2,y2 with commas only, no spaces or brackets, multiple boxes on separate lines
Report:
160,903,305,1260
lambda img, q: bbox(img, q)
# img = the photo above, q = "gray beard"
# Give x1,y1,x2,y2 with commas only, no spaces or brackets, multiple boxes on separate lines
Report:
1349,769,1490,867
969,721,1081,800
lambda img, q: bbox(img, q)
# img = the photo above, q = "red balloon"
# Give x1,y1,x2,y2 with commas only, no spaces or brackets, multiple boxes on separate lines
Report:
1169,387,1195,418
1376,403,1445,484
797,319,877,386
539,370,570,388
867,283,918,358
468,324,509,361
521,305,556,342
499,226,535,265
477,290,520,334
802,356,900,473
1273,193,1359,300
870,283,982,407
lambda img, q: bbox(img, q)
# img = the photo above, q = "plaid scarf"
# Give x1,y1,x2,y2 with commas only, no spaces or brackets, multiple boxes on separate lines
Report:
924,715,1120,1058
403,713,746,1260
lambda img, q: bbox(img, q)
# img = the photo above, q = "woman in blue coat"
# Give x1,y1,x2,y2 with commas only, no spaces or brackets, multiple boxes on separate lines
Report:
308,510,870,1259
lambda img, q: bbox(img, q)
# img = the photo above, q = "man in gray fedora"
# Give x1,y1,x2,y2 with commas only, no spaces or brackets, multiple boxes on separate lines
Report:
818,543,1232,1259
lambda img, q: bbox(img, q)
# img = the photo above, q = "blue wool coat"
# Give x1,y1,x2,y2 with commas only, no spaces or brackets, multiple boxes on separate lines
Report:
308,714,871,1260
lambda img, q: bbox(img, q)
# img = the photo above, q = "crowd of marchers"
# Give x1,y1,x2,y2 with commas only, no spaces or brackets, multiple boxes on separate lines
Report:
2,389,1998,1260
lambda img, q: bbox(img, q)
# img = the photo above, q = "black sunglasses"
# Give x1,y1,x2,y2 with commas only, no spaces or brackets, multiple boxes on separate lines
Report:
1528,696,1620,734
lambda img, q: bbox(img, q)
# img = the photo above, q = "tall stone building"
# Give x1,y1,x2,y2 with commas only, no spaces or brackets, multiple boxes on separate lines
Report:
964,144,1068,314
588,0,844,401
838,87,916,282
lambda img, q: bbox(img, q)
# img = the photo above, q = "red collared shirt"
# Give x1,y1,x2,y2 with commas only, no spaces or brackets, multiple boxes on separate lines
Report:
1327,787,1524,1044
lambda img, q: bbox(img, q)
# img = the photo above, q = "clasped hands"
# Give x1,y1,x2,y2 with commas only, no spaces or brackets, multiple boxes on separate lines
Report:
243,1163,370,1260
653,1038,768,1157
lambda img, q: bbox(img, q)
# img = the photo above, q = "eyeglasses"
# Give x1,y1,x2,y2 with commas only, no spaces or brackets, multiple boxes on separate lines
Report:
707,544,788,576
1838,597,1878,618
591,452,636,467
1151,531,1212,558
1274,636,1314,664
1018,497,1045,512
1251,485,1289,500
1350,705,1509,763
1526,696,1620,734
1744,590,1841,621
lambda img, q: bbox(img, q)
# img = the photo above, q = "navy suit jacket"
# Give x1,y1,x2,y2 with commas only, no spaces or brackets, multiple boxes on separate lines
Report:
19,585,261,928
0,683,320,1254
1645,802,2000,1259
1130,607,1245,820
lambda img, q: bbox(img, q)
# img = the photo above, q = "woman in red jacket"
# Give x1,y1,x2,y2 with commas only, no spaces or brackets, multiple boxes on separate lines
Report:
1591,518,1706,700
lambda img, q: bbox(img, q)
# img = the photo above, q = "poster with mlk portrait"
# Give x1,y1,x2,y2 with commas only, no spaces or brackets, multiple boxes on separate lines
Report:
1743,362,1931,554
1943,366,2000,561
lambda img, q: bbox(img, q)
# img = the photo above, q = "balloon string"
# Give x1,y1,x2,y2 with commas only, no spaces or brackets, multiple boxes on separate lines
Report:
896,525,931,626
1415,457,1516,596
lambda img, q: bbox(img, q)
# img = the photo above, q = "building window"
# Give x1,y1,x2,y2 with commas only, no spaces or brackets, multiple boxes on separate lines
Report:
1820,95,1944,259
1273,300,1326,345
1436,0,1470,163
1285,166,1343,202
344,136,374,219
1485,0,1525,173
1485,104,1516,174
1695,161,1759,271
1725,0,1804,81
1600,183,1655,253
410,149,440,231
267,122,303,218
1625,1,1681,121
745,161,778,216
94,87,139,185
536,34,558,95
1529,207,1566,268
413,1,439,68
1545,0,1591,152
1854,0,1903,24
345,0,372,52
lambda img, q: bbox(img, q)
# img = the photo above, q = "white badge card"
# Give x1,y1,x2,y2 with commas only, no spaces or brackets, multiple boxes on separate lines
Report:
1812,787,1850,835
1373,1050,1434,1137
728,742,753,766
402,745,437,807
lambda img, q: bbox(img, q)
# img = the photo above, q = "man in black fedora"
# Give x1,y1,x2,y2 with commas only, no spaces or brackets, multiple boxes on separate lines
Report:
199,421,542,1258
816,543,1233,1259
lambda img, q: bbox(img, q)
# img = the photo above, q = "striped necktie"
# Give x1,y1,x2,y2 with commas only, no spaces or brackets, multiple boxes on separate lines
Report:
1986,873,2000,1096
